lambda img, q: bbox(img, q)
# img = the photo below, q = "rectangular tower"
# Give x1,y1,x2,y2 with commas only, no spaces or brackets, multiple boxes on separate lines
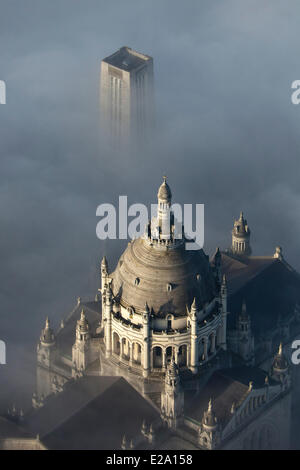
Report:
100,46,154,144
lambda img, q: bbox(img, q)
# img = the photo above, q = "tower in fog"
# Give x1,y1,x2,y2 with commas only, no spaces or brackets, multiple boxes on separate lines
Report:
100,46,154,144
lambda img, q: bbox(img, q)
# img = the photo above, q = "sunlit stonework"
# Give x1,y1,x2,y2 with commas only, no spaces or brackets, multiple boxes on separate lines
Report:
26,178,298,450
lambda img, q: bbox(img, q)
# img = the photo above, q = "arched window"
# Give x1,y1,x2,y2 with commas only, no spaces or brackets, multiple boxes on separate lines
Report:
113,332,120,355
166,346,173,361
179,345,187,366
153,346,163,368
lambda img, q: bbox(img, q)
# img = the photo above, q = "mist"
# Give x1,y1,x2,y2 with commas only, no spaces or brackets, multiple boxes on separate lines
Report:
0,0,300,411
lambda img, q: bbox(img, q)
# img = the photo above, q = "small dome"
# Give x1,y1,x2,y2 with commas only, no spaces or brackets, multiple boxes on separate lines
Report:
41,317,55,345
78,310,89,332
272,343,288,371
232,211,250,238
157,176,172,202
202,399,218,429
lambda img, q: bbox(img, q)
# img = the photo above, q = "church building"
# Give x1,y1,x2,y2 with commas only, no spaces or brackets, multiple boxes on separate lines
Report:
10,178,300,450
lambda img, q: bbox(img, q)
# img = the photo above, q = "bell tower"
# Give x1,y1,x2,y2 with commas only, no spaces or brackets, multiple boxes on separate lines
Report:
36,317,57,401
231,211,251,256
72,310,91,374
160,357,184,429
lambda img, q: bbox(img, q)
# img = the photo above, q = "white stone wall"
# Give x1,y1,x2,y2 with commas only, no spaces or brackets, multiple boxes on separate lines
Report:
221,392,291,450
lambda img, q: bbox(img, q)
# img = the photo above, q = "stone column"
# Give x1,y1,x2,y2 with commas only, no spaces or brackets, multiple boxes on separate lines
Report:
190,301,198,374
105,289,112,358
211,333,216,354
186,345,190,367
143,309,150,377
203,337,208,360
174,347,179,365
150,348,154,370
248,399,253,414
162,349,166,370
120,338,123,359
101,257,108,329
220,276,228,350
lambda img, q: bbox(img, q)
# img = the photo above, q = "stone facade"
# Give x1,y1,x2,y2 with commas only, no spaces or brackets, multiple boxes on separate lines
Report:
28,178,298,450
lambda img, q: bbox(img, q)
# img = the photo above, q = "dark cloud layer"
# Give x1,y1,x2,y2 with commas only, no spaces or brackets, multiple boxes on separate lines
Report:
0,0,300,409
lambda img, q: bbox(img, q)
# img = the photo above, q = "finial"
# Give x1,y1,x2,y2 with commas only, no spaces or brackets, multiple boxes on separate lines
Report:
274,246,283,260
208,398,212,412
157,176,172,203
239,211,244,220
248,381,253,391
265,375,269,385
231,402,236,414
45,317,50,328
191,297,197,311
80,309,85,321
121,434,127,449
278,342,283,356
222,274,227,285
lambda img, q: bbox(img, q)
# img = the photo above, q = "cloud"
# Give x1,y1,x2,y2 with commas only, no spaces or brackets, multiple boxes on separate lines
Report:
0,0,300,408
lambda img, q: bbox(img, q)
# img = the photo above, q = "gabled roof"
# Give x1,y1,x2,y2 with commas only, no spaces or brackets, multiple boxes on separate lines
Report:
220,253,300,336
185,367,274,428
26,376,160,450
220,253,276,295
0,416,32,439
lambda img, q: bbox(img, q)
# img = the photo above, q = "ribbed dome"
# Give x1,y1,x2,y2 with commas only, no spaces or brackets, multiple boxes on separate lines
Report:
157,177,172,202
110,237,217,317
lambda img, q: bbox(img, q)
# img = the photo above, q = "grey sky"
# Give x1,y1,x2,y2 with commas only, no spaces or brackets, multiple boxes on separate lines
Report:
0,0,300,407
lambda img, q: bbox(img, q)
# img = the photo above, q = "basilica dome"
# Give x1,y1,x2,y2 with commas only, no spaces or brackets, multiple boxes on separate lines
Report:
111,238,217,316
110,179,218,318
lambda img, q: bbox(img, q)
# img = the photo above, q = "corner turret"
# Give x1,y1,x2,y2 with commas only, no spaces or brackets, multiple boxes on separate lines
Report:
231,211,251,256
